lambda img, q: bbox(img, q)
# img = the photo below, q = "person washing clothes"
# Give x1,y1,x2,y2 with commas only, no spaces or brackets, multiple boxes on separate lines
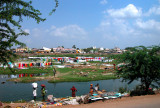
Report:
70,86,77,97
41,84,46,101
94,83,100,91
90,84,94,95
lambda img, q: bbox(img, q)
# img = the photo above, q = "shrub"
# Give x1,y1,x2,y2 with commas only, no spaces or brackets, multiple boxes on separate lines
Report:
118,87,127,93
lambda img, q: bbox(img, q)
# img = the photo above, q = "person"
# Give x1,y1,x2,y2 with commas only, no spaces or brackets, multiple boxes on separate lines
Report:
70,86,77,97
33,88,37,101
0,101,2,107
41,84,46,101
95,83,100,91
32,82,38,89
90,84,94,95
53,68,56,77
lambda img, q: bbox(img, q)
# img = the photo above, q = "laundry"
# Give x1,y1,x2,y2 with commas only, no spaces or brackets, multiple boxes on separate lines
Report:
28,90,125,107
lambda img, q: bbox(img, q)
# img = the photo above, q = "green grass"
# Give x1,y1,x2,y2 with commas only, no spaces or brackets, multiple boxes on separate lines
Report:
49,74,116,83
56,68,73,73
1,66,117,83
0,67,53,74
8,77,37,83
49,67,117,83
88,61,102,63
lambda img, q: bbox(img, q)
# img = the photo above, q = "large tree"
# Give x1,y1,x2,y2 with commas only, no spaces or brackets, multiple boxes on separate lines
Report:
0,0,58,70
118,46,160,93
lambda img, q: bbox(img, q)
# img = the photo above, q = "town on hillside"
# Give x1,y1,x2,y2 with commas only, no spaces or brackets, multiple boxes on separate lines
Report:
14,46,126,54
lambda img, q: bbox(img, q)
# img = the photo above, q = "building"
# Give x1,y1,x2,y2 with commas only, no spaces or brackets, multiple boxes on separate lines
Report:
100,47,104,51
113,47,122,53
104,48,110,53
37,47,51,53
16,47,28,53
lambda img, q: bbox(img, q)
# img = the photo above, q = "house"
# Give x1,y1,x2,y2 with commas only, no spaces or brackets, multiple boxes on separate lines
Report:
31,48,39,53
113,47,122,53
16,47,28,53
100,47,104,51
37,47,51,53
104,48,110,53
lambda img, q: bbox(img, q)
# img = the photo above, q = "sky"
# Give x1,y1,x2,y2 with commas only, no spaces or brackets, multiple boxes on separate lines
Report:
18,0,160,49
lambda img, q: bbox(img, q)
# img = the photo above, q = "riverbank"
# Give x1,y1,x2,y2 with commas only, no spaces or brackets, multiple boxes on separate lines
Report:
2,64,117,83
0,67,52,75
0,54,118,83
63,94,160,108
2,94,160,108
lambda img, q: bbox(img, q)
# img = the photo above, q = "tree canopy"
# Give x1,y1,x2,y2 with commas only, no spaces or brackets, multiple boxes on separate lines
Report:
72,45,76,49
118,46,160,92
0,0,58,69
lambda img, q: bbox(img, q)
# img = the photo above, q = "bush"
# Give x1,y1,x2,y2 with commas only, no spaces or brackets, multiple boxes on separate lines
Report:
130,85,155,96
118,87,128,93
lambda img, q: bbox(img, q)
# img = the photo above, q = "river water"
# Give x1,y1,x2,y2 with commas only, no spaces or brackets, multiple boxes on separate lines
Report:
0,74,141,102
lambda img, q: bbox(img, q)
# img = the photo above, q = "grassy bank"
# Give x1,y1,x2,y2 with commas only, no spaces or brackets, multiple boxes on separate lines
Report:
49,74,116,83
0,67,53,74
0,53,119,83
2,66,117,83
49,67,117,83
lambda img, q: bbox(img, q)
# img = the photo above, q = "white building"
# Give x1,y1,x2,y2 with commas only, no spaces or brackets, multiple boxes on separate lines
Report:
100,47,104,51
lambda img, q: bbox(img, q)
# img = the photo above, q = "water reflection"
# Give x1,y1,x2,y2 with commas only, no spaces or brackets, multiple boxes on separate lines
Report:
0,73,47,79
0,75,8,79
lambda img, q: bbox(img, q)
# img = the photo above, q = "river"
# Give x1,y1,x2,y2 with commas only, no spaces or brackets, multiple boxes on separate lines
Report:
0,74,141,102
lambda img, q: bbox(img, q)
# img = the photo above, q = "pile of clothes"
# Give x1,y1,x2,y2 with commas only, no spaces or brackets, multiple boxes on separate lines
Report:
89,91,122,101
44,94,90,106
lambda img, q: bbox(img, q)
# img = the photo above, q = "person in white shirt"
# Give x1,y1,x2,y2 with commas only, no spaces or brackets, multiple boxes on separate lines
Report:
94,83,100,91
33,88,37,100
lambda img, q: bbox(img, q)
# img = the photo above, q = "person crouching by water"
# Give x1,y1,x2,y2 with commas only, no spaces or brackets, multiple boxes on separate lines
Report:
33,88,37,101
94,83,100,92
70,86,77,97
90,84,94,95
41,84,46,101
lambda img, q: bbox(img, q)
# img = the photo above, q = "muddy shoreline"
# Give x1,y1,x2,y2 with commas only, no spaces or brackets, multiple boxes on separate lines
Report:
2,94,160,108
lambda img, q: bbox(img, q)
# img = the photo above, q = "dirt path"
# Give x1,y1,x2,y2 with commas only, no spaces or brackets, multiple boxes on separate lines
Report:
2,94,160,108
61,94,160,108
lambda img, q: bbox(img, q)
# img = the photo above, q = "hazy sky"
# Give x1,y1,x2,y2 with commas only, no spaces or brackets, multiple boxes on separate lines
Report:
18,0,160,49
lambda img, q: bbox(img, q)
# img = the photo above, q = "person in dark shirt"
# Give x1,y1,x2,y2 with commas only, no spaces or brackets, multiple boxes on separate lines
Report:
41,84,46,101
70,86,77,97
53,68,56,77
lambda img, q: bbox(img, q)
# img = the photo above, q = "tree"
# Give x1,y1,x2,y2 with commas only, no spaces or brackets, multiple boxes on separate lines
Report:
125,47,137,52
83,47,93,53
118,46,160,93
0,0,58,71
50,48,54,52
72,45,76,49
